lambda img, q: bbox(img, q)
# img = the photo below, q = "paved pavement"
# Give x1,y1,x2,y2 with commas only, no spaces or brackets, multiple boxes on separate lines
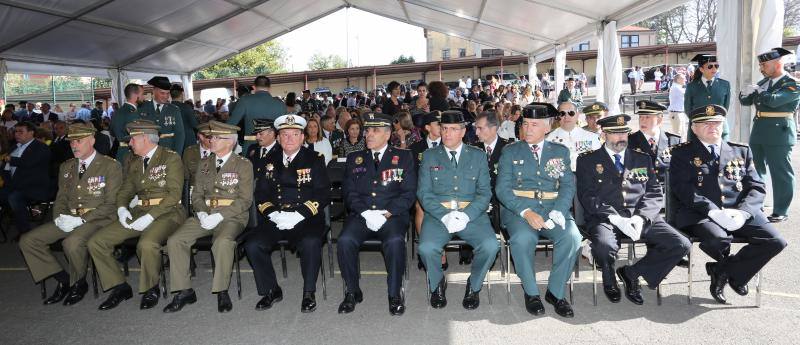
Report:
0,148,797,345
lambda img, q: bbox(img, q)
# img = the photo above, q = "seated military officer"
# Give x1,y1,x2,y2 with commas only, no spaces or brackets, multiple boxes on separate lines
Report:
582,102,609,135
495,103,581,317
670,105,786,303
628,100,682,184
577,114,690,305
337,113,417,315
164,121,254,313
20,123,122,306
182,122,212,188
245,119,280,176
244,114,330,313
546,101,601,171
88,120,186,311
417,110,499,310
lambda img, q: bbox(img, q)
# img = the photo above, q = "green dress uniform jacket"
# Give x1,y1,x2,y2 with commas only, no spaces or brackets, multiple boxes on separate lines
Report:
172,100,198,150
110,102,140,162
226,91,285,149
684,77,731,140
139,100,186,156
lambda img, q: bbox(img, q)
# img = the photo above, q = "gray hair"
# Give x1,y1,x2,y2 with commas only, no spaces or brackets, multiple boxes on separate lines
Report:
146,133,160,144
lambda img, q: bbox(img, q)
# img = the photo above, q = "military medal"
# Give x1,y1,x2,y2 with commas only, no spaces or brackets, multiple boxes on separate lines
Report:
595,164,604,174
355,156,364,165
392,155,399,165
693,157,703,167
158,180,166,187
397,168,404,182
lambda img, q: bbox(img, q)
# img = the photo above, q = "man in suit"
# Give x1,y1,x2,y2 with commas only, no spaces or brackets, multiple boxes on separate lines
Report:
164,121,253,314
245,119,280,177
0,122,51,237
739,47,799,223
684,54,731,141
628,100,682,184
19,123,122,306
337,113,417,315
88,120,186,311
110,83,144,164
577,115,690,305
244,114,330,313
496,103,581,317
170,83,199,151
227,76,286,149
417,110,499,310
139,77,186,156
50,121,72,175
670,105,786,304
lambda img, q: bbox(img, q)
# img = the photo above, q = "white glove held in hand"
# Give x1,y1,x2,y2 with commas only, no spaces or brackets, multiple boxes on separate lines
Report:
201,213,223,230
708,209,737,231
117,207,133,229
129,214,154,231
276,211,304,230
548,210,566,229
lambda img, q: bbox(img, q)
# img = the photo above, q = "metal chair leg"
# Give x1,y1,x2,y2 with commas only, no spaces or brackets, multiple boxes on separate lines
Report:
506,242,511,304
321,259,327,301
755,271,762,307
91,260,99,299
160,253,168,298
592,258,598,306
280,245,288,279
687,245,693,305
485,273,492,305
656,283,662,305
327,234,334,279
40,280,47,299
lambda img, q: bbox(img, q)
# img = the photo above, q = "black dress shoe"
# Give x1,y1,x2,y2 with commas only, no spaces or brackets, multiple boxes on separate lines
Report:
63,280,88,306
462,283,480,310
163,289,197,313
140,285,160,310
616,266,644,305
544,290,574,318
301,292,317,313
388,296,405,316
430,278,447,309
458,247,473,265
768,214,788,223
217,291,232,313
603,283,621,303
524,293,545,315
706,262,728,304
417,255,425,270
728,277,748,296
98,283,133,310
43,281,69,305
337,290,363,314
255,286,283,310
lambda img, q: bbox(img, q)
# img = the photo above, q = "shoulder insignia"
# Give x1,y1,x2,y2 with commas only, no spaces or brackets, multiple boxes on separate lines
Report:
548,140,569,150
727,141,749,148
674,142,691,148
578,149,596,157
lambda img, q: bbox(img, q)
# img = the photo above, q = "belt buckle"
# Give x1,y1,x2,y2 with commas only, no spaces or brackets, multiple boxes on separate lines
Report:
142,199,150,207
533,190,542,199
210,198,219,208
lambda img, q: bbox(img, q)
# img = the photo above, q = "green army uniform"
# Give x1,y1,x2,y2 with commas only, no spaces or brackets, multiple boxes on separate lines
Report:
20,123,123,288
417,112,500,296
110,102,140,163
495,104,581,304
182,123,212,195
88,121,186,294
166,121,253,297
172,100,198,151
738,48,799,219
226,90,285,149
140,100,186,156
684,55,730,141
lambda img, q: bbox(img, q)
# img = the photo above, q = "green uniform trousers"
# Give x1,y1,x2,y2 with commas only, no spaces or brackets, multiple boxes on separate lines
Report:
751,143,794,216
20,221,105,285
502,208,581,299
88,215,181,293
166,218,244,293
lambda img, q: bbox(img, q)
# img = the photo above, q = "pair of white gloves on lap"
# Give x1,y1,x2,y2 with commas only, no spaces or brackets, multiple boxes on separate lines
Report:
54,215,84,232
269,211,305,230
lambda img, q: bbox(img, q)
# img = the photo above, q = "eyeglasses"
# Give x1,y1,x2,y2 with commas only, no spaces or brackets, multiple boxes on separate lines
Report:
705,64,720,69
559,111,576,117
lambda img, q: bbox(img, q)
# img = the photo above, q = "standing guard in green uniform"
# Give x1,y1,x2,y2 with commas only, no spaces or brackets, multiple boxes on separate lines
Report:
170,83,199,151
684,54,731,141
164,121,253,314
417,110,500,311
19,123,123,306
227,76,286,149
110,83,144,164
88,120,186,311
739,47,799,223
139,76,186,156
496,103,581,318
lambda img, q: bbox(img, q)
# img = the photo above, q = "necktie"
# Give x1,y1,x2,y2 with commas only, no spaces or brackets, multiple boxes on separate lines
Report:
648,137,656,150
260,147,267,158
613,154,624,174
143,157,150,170
202,150,208,159
79,161,86,179
708,144,718,162
449,150,457,168
285,155,292,167
486,146,493,161
768,80,773,90
373,151,381,170
531,144,539,161
156,103,162,114
431,141,438,148
706,80,712,89
216,159,223,173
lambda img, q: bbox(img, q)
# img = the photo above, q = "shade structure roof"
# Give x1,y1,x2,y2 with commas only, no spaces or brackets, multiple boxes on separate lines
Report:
0,0,685,75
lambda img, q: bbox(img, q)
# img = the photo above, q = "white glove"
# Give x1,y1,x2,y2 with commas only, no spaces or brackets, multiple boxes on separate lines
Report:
276,211,304,230
708,209,737,230
608,214,628,230
268,211,281,223
129,195,139,209
742,84,759,96
55,214,81,232
548,210,566,229
627,215,645,241
117,207,133,229
722,209,749,231
129,214,154,231
196,211,209,223
201,213,224,230
361,210,387,232
449,211,470,233
441,212,458,233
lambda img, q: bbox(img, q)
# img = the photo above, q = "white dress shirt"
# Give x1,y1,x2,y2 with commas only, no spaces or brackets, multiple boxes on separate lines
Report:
668,84,685,112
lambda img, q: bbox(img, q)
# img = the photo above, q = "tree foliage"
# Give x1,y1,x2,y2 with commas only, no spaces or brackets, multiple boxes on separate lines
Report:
193,41,287,80
307,53,347,71
390,55,416,64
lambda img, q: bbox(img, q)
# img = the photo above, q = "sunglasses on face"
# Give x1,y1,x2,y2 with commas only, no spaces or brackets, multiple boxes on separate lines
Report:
559,111,576,117
705,64,720,69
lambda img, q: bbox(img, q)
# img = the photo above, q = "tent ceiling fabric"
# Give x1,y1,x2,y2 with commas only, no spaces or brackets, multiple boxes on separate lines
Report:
0,0,683,75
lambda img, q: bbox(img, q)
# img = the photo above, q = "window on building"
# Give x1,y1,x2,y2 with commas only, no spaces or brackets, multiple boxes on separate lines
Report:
572,41,590,51
458,48,466,58
621,35,639,48
442,49,450,60
481,49,504,58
